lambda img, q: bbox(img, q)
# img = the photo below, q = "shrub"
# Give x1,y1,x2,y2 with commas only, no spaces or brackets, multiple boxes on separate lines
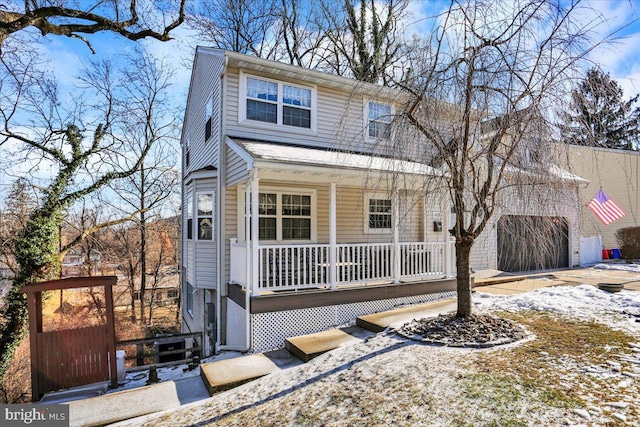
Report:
615,226,640,260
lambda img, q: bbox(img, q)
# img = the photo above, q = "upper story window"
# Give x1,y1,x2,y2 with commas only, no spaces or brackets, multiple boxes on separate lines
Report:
205,96,214,142
247,78,278,123
282,85,311,128
241,74,315,130
368,102,392,139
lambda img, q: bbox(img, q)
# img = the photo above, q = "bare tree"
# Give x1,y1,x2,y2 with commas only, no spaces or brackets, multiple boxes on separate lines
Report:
145,218,179,324
274,0,331,68
322,0,410,83
110,223,141,321
107,50,179,324
0,0,186,53
0,49,173,381
396,0,598,317
188,0,279,58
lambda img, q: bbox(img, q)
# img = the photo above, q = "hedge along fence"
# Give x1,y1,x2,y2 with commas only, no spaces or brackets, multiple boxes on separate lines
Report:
615,226,640,260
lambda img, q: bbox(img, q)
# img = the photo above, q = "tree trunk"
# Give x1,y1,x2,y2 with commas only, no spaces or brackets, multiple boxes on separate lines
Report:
139,166,147,324
455,239,474,317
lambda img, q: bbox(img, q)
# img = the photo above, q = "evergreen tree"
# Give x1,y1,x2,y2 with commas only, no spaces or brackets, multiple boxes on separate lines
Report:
563,68,640,150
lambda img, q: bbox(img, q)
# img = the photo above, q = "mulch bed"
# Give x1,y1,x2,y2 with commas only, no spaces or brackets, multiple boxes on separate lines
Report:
396,313,528,348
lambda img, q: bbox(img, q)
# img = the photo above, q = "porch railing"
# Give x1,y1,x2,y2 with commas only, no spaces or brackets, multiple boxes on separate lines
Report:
259,244,330,291
231,240,452,293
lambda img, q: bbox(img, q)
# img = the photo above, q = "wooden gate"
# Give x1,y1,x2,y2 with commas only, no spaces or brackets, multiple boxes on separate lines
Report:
22,276,118,401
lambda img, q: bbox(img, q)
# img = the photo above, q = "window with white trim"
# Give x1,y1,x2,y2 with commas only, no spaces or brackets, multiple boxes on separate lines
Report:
197,193,214,240
365,194,392,233
367,102,392,138
242,74,314,129
205,96,214,141
186,188,193,240
242,188,315,241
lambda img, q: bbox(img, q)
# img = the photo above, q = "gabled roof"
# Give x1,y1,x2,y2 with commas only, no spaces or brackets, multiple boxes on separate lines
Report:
227,137,444,177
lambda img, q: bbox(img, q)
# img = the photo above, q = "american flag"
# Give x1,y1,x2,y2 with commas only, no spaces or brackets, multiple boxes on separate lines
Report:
587,189,625,225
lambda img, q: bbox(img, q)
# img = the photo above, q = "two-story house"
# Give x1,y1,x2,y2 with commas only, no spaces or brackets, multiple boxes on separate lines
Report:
180,47,584,356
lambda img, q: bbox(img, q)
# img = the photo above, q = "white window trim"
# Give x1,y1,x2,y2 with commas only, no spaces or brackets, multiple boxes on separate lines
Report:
364,192,393,234
185,186,193,240
237,185,317,243
238,71,317,134
195,191,215,241
364,99,394,142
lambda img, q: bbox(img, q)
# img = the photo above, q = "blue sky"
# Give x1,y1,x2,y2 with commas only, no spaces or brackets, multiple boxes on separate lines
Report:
26,1,640,103
2,0,640,198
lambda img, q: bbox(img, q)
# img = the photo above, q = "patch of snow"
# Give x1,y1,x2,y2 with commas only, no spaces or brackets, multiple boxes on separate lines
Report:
474,284,640,327
593,263,640,273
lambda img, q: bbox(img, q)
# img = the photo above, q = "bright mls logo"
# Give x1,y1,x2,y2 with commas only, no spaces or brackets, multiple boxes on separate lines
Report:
1,405,68,426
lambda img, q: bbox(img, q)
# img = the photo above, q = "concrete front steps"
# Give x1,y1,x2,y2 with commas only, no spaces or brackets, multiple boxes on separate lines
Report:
200,353,281,396
285,298,457,362
200,297,461,395
357,298,456,332
285,328,364,362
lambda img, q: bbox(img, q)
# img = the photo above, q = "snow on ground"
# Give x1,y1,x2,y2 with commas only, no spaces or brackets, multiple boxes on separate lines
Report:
115,280,640,426
474,284,640,330
593,262,640,273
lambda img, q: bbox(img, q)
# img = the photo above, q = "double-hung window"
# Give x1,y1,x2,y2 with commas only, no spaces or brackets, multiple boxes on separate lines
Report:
282,85,311,128
243,74,314,130
246,78,278,124
205,96,214,141
242,188,315,241
281,194,311,239
368,102,392,138
365,194,392,233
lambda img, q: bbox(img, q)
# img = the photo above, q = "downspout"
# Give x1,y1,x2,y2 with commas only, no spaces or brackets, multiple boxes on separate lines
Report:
219,171,252,352
215,62,226,354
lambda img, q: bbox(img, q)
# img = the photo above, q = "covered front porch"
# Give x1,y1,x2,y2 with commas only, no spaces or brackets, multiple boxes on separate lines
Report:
226,138,456,296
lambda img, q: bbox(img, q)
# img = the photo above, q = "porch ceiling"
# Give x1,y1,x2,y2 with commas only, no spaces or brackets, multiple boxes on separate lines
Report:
227,137,446,186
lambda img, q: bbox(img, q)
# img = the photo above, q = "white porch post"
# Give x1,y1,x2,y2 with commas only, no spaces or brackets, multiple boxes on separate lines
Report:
329,183,337,289
393,189,400,284
251,173,260,295
244,185,251,292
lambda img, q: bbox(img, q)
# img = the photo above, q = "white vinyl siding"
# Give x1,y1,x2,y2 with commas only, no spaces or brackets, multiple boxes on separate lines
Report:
226,145,249,186
182,51,224,174
226,67,378,152
184,178,218,289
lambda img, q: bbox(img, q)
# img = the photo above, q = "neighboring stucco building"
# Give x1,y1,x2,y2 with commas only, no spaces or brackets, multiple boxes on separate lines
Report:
564,144,640,251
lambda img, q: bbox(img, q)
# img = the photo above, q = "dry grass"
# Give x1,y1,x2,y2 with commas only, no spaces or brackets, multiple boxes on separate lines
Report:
473,312,640,423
